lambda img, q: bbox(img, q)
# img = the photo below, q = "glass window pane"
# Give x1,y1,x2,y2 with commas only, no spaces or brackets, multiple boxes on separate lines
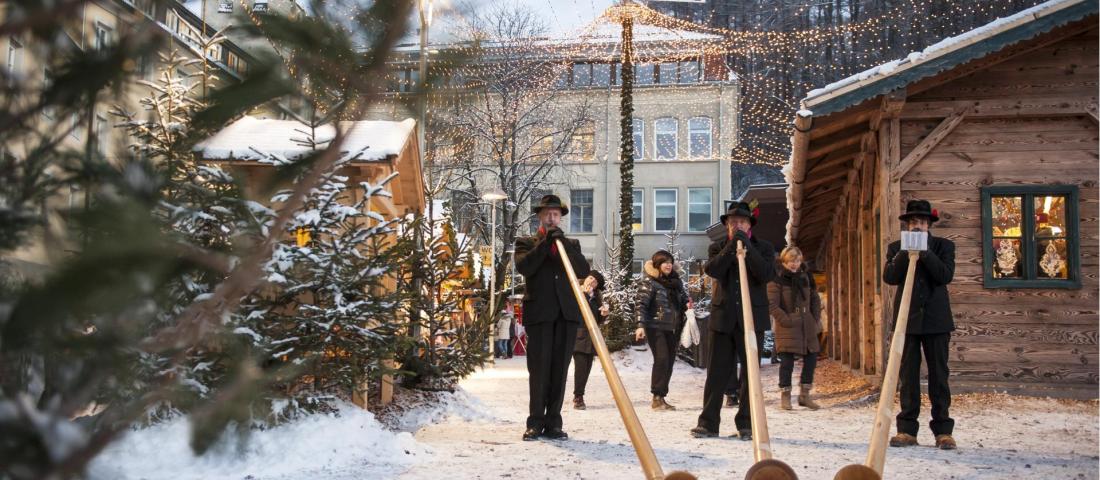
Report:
573,63,591,87
1035,195,1067,238
592,63,611,87
659,62,677,84
1035,195,1069,279
632,189,643,232
655,189,676,203
991,196,1022,237
570,189,593,233
554,64,570,88
1036,238,1068,279
632,119,644,160
636,64,655,85
993,238,1024,279
655,118,677,160
679,60,700,83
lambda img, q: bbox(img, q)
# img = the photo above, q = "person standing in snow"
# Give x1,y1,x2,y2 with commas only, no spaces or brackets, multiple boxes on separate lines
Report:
884,200,957,450
692,201,775,440
495,301,514,359
635,250,690,411
572,270,608,411
514,194,590,441
768,246,822,411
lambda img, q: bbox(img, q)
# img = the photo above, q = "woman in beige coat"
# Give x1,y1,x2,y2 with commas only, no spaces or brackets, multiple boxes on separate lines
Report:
768,246,823,410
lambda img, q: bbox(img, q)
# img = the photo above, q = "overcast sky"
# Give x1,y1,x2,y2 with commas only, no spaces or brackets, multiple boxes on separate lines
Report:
405,0,622,44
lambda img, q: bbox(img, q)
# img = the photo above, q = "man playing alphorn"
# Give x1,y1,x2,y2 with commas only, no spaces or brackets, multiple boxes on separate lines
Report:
692,201,775,440
883,199,957,450
514,194,590,441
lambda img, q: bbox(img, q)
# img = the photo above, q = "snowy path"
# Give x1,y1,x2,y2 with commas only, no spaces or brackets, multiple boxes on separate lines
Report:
399,349,1098,480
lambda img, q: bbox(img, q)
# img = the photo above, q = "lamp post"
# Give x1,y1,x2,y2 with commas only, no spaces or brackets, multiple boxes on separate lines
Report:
482,189,508,361
417,0,433,158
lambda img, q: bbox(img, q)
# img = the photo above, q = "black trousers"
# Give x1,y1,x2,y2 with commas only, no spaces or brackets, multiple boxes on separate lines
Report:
646,328,678,397
777,352,817,388
897,332,954,436
572,352,595,397
699,328,763,432
525,319,577,431
725,359,741,395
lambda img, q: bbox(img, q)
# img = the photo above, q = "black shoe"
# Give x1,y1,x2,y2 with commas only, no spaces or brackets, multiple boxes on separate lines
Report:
543,428,568,440
573,395,586,410
736,429,752,441
724,394,738,407
690,426,718,438
522,428,541,441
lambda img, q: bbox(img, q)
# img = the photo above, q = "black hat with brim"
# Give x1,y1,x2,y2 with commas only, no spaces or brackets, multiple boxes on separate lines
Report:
533,194,569,216
720,201,757,226
899,199,939,223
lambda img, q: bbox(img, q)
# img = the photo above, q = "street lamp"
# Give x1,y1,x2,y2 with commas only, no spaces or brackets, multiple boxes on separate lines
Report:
482,189,507,361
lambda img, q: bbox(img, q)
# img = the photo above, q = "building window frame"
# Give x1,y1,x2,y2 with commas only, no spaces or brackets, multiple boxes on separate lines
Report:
632,188,644,232
654,188,678,232
688,187,712,232
93,22,112,51
654,117,677,160
688,116,712,158
980,185,1081,289
632,118,644,161
570,189,594,233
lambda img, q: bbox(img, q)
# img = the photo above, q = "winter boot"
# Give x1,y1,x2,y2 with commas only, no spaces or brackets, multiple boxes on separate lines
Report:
652,395,676,411
724,394,738,407
935,434,957,450
798,384,821,410
573,395,586,410
889,432,918,447
780,387,792,410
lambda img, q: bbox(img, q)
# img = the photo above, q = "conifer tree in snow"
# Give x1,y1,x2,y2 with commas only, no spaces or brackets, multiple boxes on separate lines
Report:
599,240,639,352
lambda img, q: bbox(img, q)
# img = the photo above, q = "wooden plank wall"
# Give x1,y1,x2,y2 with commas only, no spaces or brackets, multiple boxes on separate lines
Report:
896,29,1099,398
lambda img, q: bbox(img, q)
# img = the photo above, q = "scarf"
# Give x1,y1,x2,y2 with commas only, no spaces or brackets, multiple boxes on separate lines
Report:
537,226,559,256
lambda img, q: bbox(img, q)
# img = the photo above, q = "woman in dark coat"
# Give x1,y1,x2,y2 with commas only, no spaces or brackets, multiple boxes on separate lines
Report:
768,246,823,410
572,271,608,410
635,250,690,411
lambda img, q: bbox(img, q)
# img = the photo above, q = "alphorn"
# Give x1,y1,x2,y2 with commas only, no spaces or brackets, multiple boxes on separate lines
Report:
554,240,697,480
735,240,798,480
834,247,923,480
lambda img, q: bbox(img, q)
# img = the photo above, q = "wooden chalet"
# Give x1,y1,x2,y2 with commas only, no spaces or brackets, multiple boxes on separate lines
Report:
784,0,1098,398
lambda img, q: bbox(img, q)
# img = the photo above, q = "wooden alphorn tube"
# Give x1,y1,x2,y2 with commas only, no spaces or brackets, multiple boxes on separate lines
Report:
554,240,696,480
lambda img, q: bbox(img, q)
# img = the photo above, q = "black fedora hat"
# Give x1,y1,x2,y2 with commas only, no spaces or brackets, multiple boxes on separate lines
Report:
533,194,569,216
720,201,757,226
899,199,939,223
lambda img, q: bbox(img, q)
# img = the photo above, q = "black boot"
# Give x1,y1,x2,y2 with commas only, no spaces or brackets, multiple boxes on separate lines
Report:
724,394,738,408
573,395,586,410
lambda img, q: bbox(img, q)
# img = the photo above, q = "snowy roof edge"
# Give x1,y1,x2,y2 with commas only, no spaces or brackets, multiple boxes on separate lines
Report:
801,0,1097,117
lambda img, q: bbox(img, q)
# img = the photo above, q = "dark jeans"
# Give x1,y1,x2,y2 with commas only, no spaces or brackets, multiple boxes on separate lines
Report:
495,339,510,357
699,328,763,432
573,352,595,397
898,332,954,436
525,320,578,431
777,352,817,388
646,328,677,397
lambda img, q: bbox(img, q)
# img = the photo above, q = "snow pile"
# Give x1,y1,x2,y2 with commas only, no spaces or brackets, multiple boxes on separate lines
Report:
88,402,432,480
805,0,1081,100
384,388,495,433
195,116,416,163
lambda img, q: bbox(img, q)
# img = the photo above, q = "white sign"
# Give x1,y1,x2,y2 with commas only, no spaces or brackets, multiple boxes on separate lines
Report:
218,0,233,12
901,231,929,252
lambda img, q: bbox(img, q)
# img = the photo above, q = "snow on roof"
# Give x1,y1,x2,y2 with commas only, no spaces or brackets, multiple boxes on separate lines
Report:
196,116,416,163
803,0,1090,107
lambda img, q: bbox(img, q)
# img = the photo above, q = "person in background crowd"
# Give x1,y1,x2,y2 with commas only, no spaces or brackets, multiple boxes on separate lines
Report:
572,271,608,410
636,250,691,411
768,246,823,411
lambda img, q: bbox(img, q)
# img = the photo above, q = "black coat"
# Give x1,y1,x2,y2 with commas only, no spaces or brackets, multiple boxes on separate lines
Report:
882,233,956,335
574,292,606,355
705,234,775,333
769,266,822,355
514,233,590,326
638,261,690,332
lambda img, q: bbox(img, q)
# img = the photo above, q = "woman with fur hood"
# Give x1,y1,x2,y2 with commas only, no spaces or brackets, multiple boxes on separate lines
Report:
634,250,691,411
768,246,823,410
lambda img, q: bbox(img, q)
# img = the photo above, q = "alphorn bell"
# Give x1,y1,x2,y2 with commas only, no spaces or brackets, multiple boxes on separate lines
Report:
554,240,697,480
834,231,927,480
735,240,798,480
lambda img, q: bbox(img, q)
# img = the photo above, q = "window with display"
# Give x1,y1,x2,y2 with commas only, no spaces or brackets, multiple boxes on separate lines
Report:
981,185,1080,288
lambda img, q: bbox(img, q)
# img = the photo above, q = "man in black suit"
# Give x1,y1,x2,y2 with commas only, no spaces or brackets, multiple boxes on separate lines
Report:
884,200,958,450
514,194,590,441
692,201,775,440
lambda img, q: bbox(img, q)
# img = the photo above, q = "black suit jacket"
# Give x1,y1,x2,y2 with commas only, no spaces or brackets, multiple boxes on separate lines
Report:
515,233,590,326
706,234,776,333
883,233,956,335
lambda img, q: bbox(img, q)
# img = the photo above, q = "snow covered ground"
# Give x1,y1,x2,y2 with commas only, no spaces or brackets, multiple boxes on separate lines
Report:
400,349,1099,480
88,349,1098,479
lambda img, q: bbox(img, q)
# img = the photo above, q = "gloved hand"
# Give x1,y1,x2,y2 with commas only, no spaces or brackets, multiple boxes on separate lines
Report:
732,230,751,247
546,227,566,240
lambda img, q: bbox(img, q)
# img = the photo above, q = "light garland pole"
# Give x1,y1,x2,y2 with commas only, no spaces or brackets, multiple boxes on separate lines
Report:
616,1,638,332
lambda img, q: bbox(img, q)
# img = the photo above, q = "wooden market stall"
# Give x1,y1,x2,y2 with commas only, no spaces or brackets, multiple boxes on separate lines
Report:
784,0,1098,398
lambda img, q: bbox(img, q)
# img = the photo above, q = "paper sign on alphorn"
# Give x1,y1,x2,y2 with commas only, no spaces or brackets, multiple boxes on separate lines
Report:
901,231,928,252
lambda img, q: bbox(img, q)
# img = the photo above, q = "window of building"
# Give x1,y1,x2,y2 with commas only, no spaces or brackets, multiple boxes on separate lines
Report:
636,63,655,85
218,0,233,12
42,68,53,118
529,188,551,233
554,64,570,89
94,23,112,51
570,189,593,233
654,188,677,232
572,62,591,87
631,259,643,277
659,61,677,84
6,37,22,85
571,121,595,162
655,117,677,160
632,118,644,160
95,113,109,155
253,0,269,13
679,59,700,83
981,186,1080,288
689,116,711,158
591,63,611,87
688,188,711,232
450,190,475,233
632,188,643,232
